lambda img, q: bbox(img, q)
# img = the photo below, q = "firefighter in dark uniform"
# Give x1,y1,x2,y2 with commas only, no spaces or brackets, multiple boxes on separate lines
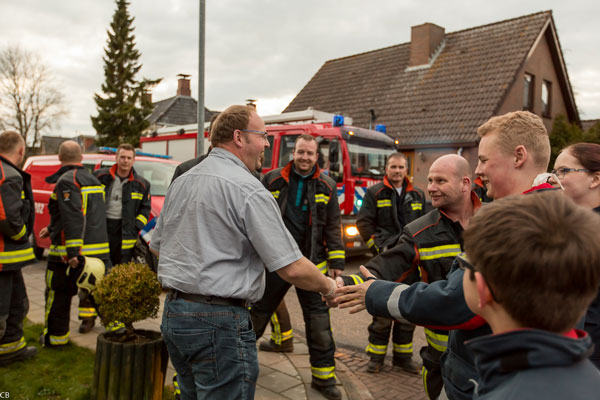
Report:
356,152,425,374
344,154,479,399
473,176,492,203
94,143,151,267
251,134,344,400
39,141,111,347
0,131,37,366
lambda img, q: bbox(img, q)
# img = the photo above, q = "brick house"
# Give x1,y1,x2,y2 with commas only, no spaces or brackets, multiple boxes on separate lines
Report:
284,10,579,190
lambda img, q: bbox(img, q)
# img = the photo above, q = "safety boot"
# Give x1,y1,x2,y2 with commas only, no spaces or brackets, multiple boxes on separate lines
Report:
79,318,95,334
367,357,384,373
0,346,37,366
259,339,293,353
393,356,420,375
311,382,341,400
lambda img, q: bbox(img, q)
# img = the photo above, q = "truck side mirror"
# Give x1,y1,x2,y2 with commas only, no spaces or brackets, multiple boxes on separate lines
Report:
329,144,339,164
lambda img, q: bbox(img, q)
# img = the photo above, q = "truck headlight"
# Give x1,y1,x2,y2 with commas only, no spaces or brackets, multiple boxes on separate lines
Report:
345,226,359,237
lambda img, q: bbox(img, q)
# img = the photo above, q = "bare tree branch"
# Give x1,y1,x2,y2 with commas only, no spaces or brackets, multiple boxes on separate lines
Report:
0,45,67,154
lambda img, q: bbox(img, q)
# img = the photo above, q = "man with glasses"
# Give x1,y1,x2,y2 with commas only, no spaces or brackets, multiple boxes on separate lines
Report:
152,106,338,400
251,134,345,400
333,111,554,400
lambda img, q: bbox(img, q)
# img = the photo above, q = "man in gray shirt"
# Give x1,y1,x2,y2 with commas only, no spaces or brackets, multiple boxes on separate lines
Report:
150,105,336,400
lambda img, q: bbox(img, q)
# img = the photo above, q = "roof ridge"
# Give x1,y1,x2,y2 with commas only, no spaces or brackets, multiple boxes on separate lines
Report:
325,10,551,65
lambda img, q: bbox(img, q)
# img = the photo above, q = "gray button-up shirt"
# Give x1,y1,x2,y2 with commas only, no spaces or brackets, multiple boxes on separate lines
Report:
151,147,302,303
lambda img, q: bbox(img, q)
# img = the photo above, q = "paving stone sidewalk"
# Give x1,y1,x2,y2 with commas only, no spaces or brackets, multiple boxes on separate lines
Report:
23,260,385,399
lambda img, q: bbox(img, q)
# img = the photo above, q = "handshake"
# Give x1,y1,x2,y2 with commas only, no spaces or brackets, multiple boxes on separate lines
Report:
322,266,377,313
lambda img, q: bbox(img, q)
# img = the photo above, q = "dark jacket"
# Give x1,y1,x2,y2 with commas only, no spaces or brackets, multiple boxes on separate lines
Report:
94,164,151,255
263,161,344,272
472,177,492,203
0,155,36,271
467,329,600,399
46,165,110,264
170,153,209,185
356,176,425,255
584,205,600,368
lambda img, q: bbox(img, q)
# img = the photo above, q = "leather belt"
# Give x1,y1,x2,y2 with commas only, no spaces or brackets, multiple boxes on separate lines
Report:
170,289,249,308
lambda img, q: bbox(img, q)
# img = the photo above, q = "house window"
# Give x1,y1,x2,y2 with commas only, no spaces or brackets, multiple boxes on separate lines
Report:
542,80,552,117
523,73,534,111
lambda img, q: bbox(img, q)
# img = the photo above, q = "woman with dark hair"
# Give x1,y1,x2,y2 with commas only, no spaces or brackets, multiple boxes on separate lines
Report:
550,142,600,368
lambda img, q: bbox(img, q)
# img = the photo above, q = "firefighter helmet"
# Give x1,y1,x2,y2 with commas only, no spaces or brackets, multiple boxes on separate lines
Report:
75,256,106,292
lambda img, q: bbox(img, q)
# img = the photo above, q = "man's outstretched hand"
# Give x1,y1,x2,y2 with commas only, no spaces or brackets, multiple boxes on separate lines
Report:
330,266,376,314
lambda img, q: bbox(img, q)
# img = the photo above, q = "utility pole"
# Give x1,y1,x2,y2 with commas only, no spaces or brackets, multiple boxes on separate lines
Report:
197,0,206,157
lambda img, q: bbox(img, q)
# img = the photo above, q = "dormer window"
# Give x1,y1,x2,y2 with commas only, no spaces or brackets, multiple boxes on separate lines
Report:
523,73,534,111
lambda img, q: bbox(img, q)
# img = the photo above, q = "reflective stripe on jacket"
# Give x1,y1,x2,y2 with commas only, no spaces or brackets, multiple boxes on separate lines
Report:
262,161,344,271
0,155,35,271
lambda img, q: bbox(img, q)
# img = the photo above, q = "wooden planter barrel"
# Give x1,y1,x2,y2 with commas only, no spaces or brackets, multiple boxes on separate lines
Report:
91,330,169,400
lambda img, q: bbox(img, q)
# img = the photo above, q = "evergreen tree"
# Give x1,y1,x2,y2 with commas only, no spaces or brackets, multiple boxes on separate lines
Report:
91,0,160,147
548,114,584,168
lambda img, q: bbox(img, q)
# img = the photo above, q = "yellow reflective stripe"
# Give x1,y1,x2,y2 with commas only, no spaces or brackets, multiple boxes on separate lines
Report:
49,245,67,256
366,237,376,249
424,328,448,352
49,332,70,346
80,186,104,194
0,247,36,264
311,366,336,380
65,239,83,248
419,244,462,260
349,274,364,285
121,239,137,250
315,193,330,204
377,199,392,207
328,250,345,260
270,190,280,199
131,192,144,200
136,214,147,226
423,366,429,398
50,243,110,256
411,202,423,211
270,312,282,345
21,190,25,199
316,260,328,275
365,343,387,355
10,225,27,241
50,193,57,200
393,342,413,354
0,336,26,354
280,329,293,341
44,270,54,328
78,307,97,318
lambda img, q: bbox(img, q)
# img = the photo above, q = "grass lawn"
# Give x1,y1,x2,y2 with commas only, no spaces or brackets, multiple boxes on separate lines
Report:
0,319,175,400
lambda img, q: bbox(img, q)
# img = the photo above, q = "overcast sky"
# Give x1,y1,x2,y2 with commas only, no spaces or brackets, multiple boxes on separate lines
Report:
2,0,599,136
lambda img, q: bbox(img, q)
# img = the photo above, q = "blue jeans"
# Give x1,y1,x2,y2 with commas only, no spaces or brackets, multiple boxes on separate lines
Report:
161,293,258,400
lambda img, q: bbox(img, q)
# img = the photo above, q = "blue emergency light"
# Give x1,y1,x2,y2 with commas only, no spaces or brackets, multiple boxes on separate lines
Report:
375,124,387,134
333,115,344,127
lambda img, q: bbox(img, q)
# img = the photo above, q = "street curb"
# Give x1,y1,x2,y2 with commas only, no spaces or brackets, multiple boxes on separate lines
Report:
335,365,374,400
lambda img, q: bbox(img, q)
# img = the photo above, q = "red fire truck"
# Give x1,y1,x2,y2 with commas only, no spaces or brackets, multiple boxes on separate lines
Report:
140,109,398,254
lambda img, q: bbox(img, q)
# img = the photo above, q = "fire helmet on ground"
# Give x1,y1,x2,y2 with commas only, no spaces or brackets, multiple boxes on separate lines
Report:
76,256,105,292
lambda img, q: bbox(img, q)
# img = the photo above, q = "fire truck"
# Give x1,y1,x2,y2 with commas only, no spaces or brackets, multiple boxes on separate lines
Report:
140,109,398,254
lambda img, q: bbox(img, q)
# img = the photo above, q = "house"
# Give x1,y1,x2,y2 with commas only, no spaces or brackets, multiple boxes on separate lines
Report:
284,10,579,189
145,74,218,134
42,134,97,154
582,119,600,132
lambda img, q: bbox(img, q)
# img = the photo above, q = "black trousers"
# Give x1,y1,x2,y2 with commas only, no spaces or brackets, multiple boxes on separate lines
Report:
0,270,29,353
251,271,336,385
43,260,98,345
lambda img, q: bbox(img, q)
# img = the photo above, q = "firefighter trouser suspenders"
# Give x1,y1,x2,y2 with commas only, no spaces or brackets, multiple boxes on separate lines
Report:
269,299,293,345
366,315,415,360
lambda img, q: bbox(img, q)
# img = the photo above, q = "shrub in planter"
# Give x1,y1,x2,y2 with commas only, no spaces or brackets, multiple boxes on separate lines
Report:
90,262,168,400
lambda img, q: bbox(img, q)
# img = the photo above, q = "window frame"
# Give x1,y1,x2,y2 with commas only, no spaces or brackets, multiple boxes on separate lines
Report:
523,73,535,112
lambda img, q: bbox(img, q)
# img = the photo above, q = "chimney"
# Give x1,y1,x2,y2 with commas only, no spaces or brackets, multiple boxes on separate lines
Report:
177,73,191,96
409,23,445,67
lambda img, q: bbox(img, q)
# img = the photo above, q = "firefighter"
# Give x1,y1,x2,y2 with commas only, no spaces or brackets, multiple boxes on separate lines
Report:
355,152,425,374
258,299,294,352
39,140,111,347
251,134,344,400
472,176,492,203
0,131,37,366
343,154,479,398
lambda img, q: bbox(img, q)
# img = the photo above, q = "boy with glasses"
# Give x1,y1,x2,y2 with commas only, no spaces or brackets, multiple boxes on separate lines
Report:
460,191,600,399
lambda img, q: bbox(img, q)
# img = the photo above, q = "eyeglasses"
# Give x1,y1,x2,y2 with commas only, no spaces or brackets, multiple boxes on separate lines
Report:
238,129,269,140
550,167,591,179
457,253,500,303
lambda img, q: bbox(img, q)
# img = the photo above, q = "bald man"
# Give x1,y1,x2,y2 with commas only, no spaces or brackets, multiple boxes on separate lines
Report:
340,154,481,399
39,140,111,347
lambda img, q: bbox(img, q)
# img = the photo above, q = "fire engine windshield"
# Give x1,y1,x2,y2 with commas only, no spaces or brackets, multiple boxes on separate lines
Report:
347,142,395,177
130,161,178,196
